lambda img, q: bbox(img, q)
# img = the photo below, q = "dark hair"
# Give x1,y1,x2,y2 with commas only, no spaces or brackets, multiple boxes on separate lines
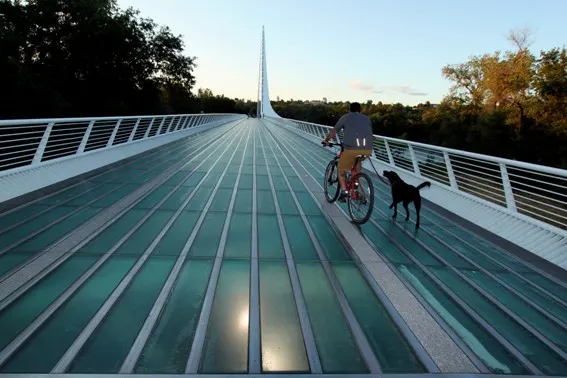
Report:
350,102,361,112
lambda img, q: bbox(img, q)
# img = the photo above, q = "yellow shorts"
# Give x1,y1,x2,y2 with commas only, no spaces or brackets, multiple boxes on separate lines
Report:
338,149,372,171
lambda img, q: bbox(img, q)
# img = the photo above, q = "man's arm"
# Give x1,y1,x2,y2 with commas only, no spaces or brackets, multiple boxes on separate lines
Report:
324,115,345,143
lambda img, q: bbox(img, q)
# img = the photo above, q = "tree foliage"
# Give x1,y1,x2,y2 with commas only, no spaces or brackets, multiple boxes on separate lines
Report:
0,0,199,118
272,33,567,169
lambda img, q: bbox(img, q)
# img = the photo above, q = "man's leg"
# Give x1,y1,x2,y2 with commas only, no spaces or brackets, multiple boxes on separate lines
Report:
337,151,356,201
338,168,347,191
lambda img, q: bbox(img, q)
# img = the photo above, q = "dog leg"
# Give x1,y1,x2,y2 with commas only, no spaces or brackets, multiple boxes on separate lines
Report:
414,196,422,230
403,201,410,222
392,203,398,220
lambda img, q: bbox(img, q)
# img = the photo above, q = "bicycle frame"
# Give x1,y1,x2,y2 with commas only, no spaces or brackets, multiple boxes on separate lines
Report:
322,141,375,224
329,143,364,199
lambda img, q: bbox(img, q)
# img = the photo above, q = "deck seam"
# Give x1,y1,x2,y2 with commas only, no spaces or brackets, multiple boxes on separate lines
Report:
185,123,253,373
257,126,323,373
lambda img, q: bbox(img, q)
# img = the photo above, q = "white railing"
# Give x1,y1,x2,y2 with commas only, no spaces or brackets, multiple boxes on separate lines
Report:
0,113,244,177
268,116,567,233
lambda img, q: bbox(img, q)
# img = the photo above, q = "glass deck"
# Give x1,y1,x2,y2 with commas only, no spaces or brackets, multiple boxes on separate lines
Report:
0,119,566,376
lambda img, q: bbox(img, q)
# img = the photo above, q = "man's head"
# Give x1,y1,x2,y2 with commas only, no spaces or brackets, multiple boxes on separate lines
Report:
349,102,361,112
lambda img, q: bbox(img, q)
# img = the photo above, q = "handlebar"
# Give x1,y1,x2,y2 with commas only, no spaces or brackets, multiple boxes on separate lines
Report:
321,141,343,148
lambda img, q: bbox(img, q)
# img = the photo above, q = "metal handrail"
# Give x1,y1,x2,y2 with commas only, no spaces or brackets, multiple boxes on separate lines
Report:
269,116,567,232
0,113,245,177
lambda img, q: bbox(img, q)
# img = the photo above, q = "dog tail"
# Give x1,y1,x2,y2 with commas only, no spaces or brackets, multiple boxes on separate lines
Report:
417,181,431,190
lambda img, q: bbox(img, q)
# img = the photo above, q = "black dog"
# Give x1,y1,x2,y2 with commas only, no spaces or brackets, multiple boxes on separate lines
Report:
382,170,431,230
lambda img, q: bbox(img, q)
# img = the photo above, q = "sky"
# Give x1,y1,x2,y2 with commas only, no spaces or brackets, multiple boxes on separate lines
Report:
116,0,567,106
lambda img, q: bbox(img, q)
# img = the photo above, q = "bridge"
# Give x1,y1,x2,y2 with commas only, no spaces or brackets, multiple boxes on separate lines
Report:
0,28,566,377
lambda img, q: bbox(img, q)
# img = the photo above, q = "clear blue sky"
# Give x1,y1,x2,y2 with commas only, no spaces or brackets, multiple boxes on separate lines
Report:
117,0,566,105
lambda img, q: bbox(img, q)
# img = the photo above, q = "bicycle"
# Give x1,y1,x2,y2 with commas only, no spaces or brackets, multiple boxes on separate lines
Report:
322,142,375,224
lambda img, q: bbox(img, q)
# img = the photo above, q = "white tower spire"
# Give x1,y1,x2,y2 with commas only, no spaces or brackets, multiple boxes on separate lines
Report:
257,26,280,118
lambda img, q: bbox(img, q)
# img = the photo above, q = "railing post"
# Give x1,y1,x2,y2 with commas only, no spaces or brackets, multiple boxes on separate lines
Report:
443,151,458,189
188,116,195,128
155,118,166,135
78,120,95,154
32,122,54,166
106,119,122,147
144,118,155,139
173,117,182,131
408,145,421,175
384,140,395,166
370,137,378,160
179,116,189,130
165,118,175,133
128,118,141,143
500,163,517,211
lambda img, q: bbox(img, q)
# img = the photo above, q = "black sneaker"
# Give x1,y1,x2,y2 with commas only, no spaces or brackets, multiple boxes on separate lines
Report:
338,190,348,202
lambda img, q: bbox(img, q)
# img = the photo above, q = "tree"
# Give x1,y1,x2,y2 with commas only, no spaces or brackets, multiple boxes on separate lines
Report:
0,0,196,118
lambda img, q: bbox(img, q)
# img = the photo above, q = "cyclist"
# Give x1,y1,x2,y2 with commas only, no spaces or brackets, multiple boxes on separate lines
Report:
322,102,373,202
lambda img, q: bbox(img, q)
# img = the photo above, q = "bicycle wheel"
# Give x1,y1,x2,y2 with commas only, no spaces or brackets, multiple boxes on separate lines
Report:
347,172,374,224
324,160,340,202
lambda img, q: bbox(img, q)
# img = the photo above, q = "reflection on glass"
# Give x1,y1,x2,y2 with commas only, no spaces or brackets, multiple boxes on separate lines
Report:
259,261,309,373
239,309,249,330
200,260,250,373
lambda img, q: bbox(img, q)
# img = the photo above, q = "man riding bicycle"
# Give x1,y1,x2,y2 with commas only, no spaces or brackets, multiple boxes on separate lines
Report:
322,102,373,202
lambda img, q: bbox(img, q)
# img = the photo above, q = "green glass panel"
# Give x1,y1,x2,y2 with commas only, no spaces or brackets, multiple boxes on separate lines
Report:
134,186,172,209
0,204,51,228
209,188,233,212
283,215,317,260
259,260,309,372
190,212,226,257
375,221,442,266
0,255,98,351
17,207,102,252
153,211,200,256
181,172,206,187
159,186,195,211
463,269,567,352
115,210,174,255
200,259,250,373
276,191,298,215
79,209,146,254
308,216,350,261
233,189,252,213
134,259,214,373
239,174,253,189
0,206,73,250
496,272,567,324
333,262,425,373
91,184,140,207
68,256,175,373
1,256,136,373
360,223,412,264
257,190,276,214
184,187,211,211
220,173,238,189
224,213,252,258
258,215,285,259
431,266,567,375
296,261,367,373
294,192,322,216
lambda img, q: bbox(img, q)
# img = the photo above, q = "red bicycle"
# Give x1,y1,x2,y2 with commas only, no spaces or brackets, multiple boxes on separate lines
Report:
322,142,374,224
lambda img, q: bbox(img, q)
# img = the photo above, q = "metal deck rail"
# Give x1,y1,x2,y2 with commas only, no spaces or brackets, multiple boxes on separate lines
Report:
0,113,245,203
